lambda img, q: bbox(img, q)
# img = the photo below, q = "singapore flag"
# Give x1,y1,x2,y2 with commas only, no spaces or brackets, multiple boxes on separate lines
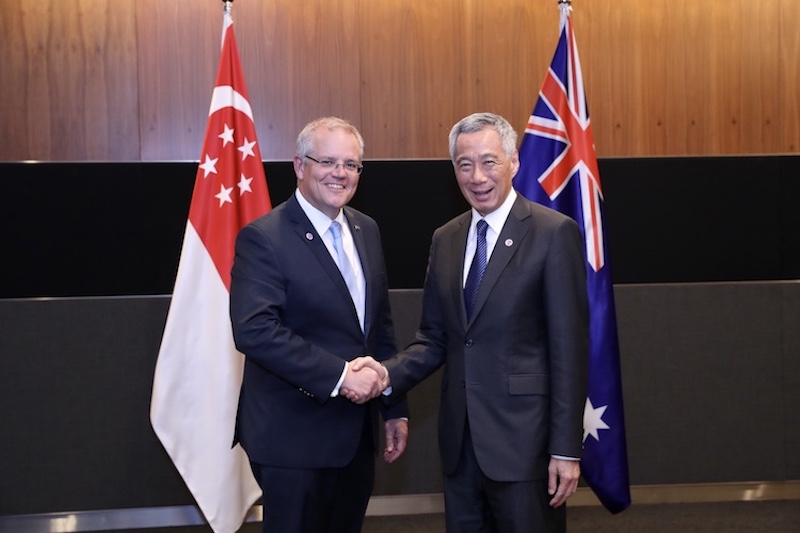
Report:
150,8,270,533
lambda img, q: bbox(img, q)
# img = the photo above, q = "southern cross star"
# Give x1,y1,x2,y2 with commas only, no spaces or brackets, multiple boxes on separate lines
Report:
583,397,610,442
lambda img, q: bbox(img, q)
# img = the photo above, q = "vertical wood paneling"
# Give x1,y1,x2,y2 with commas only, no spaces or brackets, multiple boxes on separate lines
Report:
780,0,800,152
581,0,781,156
0,0,138,160
137,0,361,161
245,0,362,160
360,0,469,159
705,0,777,154
578,0,651,156
136,1,220,161
468,0,555,153
0,0,798,161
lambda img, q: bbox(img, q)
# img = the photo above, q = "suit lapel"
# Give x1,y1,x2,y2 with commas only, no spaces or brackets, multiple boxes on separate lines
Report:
467,197,532,327
448,213,471,328
286,197,361,328
343,207,370,335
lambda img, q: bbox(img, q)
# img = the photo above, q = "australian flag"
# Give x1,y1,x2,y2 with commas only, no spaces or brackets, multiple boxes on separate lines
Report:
513,6,631,514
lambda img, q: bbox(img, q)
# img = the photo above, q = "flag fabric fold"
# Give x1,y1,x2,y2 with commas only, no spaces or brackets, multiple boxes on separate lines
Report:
513,6,632,514
150,9,270,533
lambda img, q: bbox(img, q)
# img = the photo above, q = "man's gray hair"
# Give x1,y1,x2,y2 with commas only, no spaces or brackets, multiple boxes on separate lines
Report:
448,112,518,161
296,116,365,160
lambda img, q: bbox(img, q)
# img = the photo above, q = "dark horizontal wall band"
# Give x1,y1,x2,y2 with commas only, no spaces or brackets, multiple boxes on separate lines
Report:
2,156,799,298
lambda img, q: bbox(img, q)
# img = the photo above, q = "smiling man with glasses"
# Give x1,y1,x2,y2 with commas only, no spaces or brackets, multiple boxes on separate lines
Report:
230,116,409,532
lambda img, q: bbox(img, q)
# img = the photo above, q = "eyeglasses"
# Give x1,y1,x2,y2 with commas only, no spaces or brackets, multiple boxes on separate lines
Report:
304,155,364,175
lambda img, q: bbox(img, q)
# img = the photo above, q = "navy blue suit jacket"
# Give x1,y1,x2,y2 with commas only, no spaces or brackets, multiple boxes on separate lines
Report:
230,194,408,468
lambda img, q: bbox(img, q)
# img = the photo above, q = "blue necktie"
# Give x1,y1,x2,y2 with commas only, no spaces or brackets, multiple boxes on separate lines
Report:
330,221,362,323
464,219,488,318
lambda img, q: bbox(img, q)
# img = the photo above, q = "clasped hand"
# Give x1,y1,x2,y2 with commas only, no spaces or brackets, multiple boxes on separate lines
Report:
340,356,389,404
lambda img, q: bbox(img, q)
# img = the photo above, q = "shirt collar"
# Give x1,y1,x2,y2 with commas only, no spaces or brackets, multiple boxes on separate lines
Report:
470,189,517,235
295,189,347,237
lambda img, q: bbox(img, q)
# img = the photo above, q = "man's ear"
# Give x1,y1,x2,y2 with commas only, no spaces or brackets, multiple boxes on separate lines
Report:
510,149,521,177
293,155,304,180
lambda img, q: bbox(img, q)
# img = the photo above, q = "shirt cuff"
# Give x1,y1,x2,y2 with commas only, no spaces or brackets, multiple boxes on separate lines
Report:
330,361,348,397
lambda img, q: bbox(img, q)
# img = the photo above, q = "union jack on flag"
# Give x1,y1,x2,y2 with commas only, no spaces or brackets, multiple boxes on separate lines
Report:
513,4,631,514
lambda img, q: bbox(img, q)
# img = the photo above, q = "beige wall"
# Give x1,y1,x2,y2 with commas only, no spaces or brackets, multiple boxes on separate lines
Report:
1,0,797,161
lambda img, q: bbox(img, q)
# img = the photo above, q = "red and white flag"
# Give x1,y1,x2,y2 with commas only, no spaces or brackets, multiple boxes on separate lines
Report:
150,8,270,533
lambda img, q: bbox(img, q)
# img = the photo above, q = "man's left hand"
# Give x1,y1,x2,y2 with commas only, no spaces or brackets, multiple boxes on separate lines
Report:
383,418,408,463
547,457,580,507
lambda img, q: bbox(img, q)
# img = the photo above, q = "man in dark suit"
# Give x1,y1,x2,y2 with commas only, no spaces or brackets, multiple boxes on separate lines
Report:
230,116,409,532
353,112,588,532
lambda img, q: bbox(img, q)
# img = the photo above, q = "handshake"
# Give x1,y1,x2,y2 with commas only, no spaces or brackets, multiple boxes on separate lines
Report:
340,356,391,404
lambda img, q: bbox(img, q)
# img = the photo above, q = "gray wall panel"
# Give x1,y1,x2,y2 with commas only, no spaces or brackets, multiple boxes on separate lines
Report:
616,283,788,485
780,283,800,479
1,283,798,517
0,297,190,515
375,290,443,495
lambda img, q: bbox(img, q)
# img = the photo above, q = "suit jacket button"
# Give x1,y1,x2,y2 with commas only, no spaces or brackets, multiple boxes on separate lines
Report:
465,339,474,347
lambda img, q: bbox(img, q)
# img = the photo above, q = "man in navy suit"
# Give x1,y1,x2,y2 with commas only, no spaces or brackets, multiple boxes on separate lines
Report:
230,116,409,532
354,112,588,532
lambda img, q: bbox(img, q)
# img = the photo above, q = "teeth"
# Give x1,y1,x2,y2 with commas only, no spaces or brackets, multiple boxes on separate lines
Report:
328,184,345,190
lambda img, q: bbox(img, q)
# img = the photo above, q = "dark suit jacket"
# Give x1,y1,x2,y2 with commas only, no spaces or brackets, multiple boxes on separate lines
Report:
230,193,408,469
384,194,588,482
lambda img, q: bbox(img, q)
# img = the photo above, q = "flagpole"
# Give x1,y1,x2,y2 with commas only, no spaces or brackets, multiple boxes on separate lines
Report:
557,0,572,24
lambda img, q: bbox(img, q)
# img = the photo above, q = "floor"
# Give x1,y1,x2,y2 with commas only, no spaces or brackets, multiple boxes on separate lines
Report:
361,500,800,532
122,499,800,532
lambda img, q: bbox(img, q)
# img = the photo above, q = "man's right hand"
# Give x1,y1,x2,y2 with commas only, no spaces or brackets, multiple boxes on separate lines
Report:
340,358,384,404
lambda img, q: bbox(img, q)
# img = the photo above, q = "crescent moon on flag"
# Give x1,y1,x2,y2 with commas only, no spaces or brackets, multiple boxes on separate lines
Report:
208,85,254,121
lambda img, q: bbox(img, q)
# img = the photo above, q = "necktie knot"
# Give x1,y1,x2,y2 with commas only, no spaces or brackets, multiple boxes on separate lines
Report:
330,220,343,242
476,219,488,239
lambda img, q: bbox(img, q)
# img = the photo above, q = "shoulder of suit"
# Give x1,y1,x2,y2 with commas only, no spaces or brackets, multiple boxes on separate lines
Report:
343,206,378,228
518,197,573,224
435,211,471,235
242,200,293,234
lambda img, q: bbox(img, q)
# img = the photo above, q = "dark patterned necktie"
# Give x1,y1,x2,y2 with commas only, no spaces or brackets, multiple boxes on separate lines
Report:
464,219,488,318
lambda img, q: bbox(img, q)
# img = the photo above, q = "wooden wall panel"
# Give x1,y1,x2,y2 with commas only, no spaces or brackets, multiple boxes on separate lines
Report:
467,1,555,154
780,0,800,152
705,0,777,154
359,0,470,159
136,1,221,161
580,0,666,155
0,0,139,160
1,0,798,161
245,0,362,160
582,0,781,157
136,0,362,161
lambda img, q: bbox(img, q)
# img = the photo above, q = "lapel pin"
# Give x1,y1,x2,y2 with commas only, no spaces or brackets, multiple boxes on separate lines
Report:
354,225,361,231
305,232,314,241
505,239,513,247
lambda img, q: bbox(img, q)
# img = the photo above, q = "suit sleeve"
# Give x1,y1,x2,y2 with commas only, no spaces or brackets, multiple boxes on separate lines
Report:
383,235,448,397
544,217,589,458
364,220,411,421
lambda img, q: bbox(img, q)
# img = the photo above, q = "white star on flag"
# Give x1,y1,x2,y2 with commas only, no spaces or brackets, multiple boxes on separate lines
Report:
238,174,253,196
237,137,256,160
583,397,610,442
199,154,219,178
215,184,233,206
218,124,235,146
